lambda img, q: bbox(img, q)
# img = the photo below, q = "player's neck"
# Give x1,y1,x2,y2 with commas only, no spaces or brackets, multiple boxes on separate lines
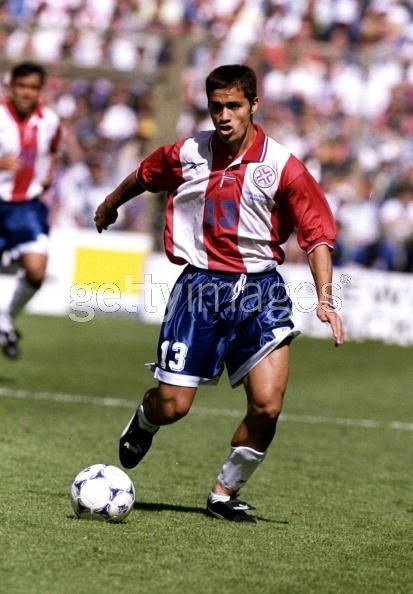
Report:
227,123,257,159
10,100,36,122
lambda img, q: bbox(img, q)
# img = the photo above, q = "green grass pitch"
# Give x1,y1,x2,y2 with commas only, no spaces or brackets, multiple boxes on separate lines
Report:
0,314,412,594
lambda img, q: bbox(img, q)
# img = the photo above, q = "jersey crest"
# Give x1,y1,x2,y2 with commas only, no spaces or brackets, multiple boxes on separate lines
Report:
252,164,277,189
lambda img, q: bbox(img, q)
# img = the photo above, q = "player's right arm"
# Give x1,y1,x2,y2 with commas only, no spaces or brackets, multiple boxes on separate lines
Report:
94,171,146,233
95,142,180,233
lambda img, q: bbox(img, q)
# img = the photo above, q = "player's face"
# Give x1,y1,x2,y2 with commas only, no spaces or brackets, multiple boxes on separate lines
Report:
208,86,258,155
10,73,43,117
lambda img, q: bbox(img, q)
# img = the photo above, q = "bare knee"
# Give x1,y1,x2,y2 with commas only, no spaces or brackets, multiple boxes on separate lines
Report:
248,382,287,421
159,395,191,423
21,254,47,287
242,346,289,423
248,398,283,422
145,385,195,425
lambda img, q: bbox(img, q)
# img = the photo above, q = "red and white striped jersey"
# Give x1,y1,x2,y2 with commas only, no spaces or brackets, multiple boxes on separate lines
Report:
138,125,336,273
0,100,61,202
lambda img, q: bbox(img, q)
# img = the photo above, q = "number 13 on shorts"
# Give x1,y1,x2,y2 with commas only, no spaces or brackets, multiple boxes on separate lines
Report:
160,340,188,372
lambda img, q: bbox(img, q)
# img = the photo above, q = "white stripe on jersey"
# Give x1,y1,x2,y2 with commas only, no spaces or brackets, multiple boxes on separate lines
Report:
170,135,212,269
236,138,290,269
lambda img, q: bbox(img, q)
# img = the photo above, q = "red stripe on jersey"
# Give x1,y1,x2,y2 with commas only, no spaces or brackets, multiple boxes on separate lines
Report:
11,118,38,203
202,137,246,272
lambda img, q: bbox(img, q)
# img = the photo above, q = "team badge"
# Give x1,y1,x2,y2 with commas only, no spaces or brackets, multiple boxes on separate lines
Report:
252,165,277,189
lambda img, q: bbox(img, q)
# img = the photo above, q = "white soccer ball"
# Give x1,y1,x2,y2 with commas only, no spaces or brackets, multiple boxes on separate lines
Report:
70,463,135,522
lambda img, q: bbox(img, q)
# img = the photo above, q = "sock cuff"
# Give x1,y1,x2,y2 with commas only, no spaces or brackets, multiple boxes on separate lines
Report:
216,445,267,492
230,446,267,462
138,403,159,433
208,492,231,504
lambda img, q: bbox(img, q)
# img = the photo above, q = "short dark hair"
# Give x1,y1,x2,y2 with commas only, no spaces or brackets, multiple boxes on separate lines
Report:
10,62,47,86
206,64,257,104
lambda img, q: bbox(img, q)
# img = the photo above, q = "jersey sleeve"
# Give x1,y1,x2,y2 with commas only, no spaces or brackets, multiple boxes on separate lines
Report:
137,141,184,193
280,155,336,253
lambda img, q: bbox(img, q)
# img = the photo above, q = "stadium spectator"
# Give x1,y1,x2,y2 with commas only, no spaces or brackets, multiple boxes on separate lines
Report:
94,64,344,522
0,61,61,359
335,173,395,269
1,0,413,274
380,182,413,272
56,156,118,229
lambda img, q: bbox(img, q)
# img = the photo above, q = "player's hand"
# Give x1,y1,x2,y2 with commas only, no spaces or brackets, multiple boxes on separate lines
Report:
41,171,55,190
94,199,119,233
316,303,345,347
0,154,20,171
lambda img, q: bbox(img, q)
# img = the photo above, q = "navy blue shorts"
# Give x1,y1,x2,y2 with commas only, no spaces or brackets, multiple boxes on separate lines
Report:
0,199,49,254
151,265,298,388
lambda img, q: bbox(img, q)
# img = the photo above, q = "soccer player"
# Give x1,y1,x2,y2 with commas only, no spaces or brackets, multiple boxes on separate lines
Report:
0,62,61,359
95,65,344,523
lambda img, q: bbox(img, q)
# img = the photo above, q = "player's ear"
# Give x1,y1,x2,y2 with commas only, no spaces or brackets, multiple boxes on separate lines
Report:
250,97,259,115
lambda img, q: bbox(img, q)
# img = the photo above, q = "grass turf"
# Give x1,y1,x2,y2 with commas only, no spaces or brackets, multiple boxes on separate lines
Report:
0,314,412,594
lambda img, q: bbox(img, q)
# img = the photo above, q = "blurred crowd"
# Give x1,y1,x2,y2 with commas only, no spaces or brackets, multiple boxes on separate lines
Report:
1,0,413,271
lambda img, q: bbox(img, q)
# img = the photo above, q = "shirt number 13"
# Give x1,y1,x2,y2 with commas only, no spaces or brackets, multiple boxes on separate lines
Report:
204,197,236,228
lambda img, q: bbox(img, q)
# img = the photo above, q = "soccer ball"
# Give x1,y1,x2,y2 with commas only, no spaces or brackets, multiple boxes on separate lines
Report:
70,463,135,522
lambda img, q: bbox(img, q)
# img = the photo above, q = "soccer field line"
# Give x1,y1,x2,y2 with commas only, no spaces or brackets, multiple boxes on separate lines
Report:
1,386,412,432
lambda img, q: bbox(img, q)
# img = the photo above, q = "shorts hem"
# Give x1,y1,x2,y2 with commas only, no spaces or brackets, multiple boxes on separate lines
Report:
11,233,49,257
229,328,300,387
145,363,220,388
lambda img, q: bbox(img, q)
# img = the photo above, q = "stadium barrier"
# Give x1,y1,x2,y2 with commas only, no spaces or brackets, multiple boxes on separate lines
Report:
1,229,412,345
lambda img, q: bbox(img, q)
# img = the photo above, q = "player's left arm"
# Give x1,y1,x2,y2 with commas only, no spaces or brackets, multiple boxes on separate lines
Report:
281,160,344,346
41,153,58,191
42,123,62,191
307,245,345,347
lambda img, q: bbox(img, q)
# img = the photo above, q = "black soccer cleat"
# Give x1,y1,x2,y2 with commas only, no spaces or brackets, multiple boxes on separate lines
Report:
119,407,158,469
206,494,257,523
0,328,21,360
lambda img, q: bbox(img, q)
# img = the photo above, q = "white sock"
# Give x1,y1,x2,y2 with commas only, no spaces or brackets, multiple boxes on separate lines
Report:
0,312,14,333
137,402,159,433
216,446,267,492
9,277,39,318
209,492,231,504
